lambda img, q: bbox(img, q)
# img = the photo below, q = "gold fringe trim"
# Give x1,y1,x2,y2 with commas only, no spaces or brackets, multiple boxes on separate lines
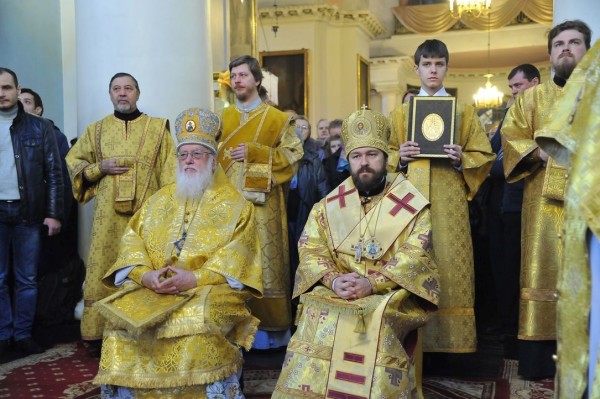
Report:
229,316,260,351
94,359,242,389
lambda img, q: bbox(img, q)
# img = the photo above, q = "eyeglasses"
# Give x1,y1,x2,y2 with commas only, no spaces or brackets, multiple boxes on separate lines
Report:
295,125,310,131
177,150,212,160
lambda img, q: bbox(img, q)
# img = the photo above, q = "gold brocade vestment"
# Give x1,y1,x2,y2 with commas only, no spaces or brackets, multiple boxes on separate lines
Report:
66,114,176,340
93,169,263,398
218,103,303,330
389,102,495,352
273,174,440,399
535,40,600,399
501,80,564,340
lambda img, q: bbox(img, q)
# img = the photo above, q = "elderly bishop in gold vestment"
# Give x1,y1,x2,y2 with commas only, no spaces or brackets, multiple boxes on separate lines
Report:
94,108,263,399
274,109,439,398
536,39,600,399
218,56,303,348
66,73,176,343
501,20,591,379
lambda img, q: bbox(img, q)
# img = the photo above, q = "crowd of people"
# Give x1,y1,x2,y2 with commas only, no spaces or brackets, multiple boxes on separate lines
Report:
0,17,597,399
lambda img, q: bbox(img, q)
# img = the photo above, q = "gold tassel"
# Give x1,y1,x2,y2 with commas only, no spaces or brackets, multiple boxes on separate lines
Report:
354,314,367,333
294,304,304,326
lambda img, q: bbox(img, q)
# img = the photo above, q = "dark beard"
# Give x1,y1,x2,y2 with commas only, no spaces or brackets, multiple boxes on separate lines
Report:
554,57,577,79
351,166,387,193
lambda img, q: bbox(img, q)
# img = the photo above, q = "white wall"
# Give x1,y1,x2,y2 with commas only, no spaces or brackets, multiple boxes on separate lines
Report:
71,0,214,262
257,17,372,128
0,0,65,131
554,0,600,42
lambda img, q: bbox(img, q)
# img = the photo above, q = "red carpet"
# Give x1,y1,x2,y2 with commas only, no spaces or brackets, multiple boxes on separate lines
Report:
502,359,554,399
0,343,554,398
0,342,99,398
0,342,276,398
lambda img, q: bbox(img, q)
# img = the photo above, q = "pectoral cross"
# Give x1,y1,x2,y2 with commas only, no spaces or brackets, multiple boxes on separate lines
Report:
352,239,363,263
173,231,187,257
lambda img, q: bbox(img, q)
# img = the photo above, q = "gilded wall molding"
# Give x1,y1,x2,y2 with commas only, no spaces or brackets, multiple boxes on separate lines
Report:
258,4,387,38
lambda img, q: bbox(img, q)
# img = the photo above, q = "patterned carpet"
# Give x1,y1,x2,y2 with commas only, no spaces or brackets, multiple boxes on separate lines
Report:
423,376,508,398
0,342,554,398
0,342,98,398
502,359,554,399
0,343,278,399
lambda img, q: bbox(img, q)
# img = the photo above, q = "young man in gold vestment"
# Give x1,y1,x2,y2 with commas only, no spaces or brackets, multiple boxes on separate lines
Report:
66,73,176,351
501,19,591,379
218,55,304,349
389,40,495,354
536,39,600,399
94,108,263,399
274,109,439,398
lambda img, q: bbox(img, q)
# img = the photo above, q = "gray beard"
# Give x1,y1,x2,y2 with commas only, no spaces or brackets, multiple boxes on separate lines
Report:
175,166,213,201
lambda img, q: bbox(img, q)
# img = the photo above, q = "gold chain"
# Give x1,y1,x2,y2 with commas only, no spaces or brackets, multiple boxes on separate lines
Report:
172,199,200,258
359,197,383,240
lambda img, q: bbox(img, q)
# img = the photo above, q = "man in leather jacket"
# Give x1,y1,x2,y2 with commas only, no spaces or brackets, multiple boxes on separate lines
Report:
0,67,63,358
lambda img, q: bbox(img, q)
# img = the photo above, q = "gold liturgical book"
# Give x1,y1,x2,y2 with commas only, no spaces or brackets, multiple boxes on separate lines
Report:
408,97,456,158
95,285,194,336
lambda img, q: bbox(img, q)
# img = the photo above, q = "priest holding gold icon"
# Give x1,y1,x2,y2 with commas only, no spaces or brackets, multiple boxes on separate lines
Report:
389,39,495,354
93,108,263,398
274,109,440,398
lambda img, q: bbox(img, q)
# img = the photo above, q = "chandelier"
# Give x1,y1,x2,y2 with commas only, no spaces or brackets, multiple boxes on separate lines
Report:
473,12,503,108
474,74,503,108
449,0,491,19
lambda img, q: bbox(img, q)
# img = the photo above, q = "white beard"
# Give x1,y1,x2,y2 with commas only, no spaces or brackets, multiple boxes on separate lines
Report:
175,164,214,201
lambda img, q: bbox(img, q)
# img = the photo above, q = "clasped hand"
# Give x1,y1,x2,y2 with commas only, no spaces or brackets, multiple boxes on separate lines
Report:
333,272,372,300
141,265,197,294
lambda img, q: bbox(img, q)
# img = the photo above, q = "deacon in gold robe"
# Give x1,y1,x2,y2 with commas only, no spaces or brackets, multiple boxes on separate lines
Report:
94,108,262,399
218,55,303,348
501,20,591,378
66,73,176,344
536,39,600,399
274,109,439,399
389,39,495,353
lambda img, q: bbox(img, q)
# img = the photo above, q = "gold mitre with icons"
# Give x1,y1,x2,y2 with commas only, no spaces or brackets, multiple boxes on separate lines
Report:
174,107,221,153
341,107,391,155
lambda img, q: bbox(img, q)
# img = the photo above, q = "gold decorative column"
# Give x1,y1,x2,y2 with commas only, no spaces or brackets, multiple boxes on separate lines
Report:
229,0,257,59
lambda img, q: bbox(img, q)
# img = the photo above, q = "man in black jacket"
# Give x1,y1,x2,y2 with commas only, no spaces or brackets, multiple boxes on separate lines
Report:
0,67,63,358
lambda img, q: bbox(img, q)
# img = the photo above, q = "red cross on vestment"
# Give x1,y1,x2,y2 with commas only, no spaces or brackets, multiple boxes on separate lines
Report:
387,192,417,216
326,185,356,208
